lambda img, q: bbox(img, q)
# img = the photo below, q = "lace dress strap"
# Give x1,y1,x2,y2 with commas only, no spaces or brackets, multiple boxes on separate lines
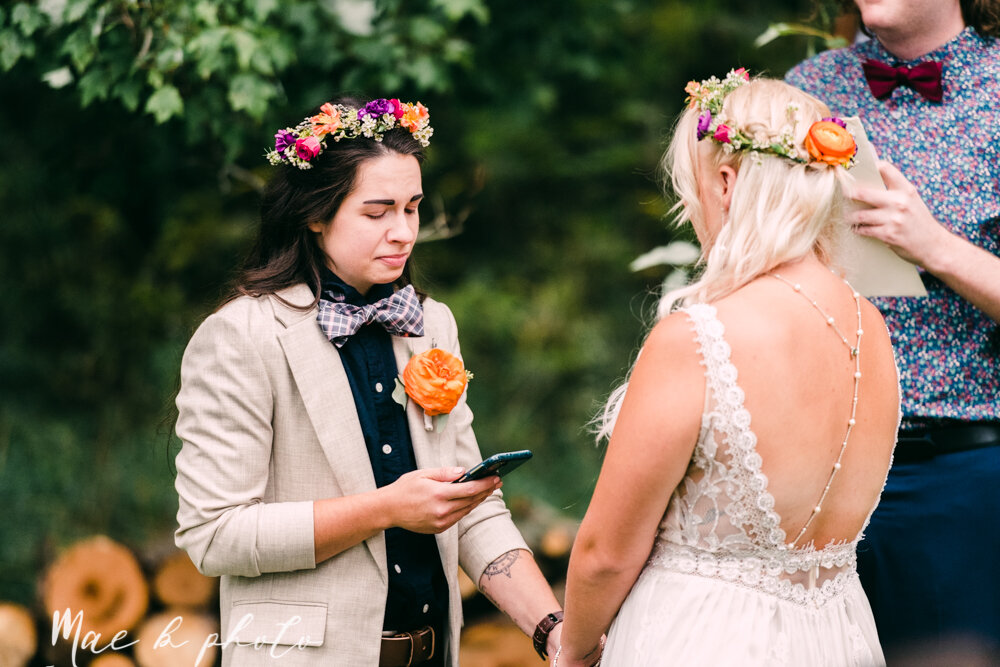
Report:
678,304,788,549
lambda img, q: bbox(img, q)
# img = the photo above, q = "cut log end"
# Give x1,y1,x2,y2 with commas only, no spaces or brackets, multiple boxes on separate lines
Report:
91,653,137,667
540,522,577,560
42,535,149,639
134,610,217,667
0,602,37,667
153,551,216,609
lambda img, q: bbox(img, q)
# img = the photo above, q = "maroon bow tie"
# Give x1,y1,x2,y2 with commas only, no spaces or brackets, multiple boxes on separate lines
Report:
862,59,944,103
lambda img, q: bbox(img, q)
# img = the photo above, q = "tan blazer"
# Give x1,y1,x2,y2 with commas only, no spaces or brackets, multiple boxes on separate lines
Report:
175,284,528,666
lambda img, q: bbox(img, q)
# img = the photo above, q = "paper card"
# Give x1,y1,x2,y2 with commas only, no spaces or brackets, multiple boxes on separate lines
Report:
838,117,928,297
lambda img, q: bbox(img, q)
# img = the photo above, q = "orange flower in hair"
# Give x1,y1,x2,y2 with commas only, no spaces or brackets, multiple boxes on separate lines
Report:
804,119,857,167
401,348,472,416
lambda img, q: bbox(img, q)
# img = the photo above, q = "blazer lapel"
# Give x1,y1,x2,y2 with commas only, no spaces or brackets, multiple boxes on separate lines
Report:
272,286,387,578
393,322,456,591
392,334,442,470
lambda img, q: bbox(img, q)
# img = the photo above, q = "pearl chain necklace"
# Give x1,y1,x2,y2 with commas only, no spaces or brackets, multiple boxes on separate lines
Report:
771,273,863,549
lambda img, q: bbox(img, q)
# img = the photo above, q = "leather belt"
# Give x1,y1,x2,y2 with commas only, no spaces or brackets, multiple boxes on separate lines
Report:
895,422,1000,462
379,626,435,667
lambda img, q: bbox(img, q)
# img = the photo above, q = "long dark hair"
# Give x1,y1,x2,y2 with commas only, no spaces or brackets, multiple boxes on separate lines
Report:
834,0,1000,37
227,96,427,309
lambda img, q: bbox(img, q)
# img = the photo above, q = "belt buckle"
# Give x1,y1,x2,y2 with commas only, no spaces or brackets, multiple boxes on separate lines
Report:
414,626,434,666
384,626,434,667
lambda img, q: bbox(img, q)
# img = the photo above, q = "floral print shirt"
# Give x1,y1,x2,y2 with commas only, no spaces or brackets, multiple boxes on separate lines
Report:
786,27,1000,426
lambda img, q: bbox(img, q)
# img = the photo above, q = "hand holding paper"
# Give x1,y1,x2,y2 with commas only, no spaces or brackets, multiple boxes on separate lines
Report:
839,117,928,297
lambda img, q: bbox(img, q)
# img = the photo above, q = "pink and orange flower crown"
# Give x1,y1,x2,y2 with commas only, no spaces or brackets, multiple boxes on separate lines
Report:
685,69,857,169
266,98,433,170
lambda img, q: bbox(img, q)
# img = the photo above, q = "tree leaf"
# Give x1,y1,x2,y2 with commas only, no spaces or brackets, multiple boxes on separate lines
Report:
188,27,227,79
754,21,838,47
0,29,32,70
42,65,74,88
155,46,184,71
430,0,488,24
61,25,96,71
228,28,257,71
630,241,701,272
114,77,143,111
78,66,112,105
146,67,164,88
409,16,445,46
194,1,219,27
251,0,279,21
404,54,444,91
37,0,67,25
332,0,376,36
12,3,45,37
227,72,274,119
65,0,93,24
145,84,183,123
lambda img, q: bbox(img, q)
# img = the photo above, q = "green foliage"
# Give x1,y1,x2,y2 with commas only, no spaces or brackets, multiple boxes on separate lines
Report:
756,0,851,57
0,0,487,157
755,21,848,56
0,0,821,605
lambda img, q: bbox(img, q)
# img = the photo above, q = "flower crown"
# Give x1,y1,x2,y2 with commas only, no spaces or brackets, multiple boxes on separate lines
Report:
684,69,857,168
266,98,433,170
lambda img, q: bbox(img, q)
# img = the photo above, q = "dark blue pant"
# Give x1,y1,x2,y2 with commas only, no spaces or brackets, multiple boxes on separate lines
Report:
857,445,1000,659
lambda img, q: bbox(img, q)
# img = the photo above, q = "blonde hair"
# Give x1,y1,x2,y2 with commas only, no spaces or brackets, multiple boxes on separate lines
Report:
596,78,853,441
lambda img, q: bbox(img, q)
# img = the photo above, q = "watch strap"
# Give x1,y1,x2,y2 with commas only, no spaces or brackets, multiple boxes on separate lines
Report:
532,610,564,660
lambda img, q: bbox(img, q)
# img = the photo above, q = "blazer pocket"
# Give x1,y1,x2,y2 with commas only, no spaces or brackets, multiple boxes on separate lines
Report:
227,600,327,647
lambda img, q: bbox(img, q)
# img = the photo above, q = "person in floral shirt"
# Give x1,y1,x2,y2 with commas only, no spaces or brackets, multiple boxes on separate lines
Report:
787,0,1000,659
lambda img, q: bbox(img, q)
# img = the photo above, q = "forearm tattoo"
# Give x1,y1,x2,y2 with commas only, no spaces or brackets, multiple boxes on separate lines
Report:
483,549,520,580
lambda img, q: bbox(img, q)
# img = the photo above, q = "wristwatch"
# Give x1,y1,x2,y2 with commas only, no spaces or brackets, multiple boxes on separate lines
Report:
532,610,564,660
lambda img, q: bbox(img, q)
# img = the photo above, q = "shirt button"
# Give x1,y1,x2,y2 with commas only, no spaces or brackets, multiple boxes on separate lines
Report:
394,564,402,574
422,604,429,614
382,444,392,455
375,382,383,393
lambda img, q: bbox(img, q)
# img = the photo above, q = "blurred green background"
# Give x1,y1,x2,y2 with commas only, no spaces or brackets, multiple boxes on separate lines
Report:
0,0,839,606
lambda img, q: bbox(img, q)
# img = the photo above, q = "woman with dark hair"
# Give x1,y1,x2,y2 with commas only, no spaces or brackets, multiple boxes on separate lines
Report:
173,97,562,666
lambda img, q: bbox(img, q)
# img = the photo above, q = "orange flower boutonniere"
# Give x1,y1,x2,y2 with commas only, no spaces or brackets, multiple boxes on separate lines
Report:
393,347,474,432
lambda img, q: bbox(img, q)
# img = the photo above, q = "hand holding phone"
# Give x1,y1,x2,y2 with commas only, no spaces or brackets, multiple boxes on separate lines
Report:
452,450,533,483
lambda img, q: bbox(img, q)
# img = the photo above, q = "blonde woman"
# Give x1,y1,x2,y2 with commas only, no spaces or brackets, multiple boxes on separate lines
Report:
556,73,899,666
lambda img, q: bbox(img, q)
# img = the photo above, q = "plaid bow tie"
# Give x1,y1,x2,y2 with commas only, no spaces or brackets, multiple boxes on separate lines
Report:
317,284,424,348
862,58,944,103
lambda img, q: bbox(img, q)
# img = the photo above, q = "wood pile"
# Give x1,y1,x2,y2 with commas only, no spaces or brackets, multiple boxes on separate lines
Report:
1,535,217,666
4,501,576,666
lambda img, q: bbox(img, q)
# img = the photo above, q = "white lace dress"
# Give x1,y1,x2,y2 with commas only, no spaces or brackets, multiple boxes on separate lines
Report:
602,304,886,667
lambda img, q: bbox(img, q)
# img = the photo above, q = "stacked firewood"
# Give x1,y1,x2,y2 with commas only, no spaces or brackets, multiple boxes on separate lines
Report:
2,504,576,666
1,535,218,666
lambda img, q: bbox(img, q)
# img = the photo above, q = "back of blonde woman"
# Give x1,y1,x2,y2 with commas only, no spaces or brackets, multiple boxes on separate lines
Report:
557,73,899,667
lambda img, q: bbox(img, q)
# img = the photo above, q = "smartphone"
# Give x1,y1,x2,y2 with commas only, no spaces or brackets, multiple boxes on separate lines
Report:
452,450,533,483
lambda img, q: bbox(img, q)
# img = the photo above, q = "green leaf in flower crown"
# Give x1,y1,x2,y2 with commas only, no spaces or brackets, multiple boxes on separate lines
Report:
392,377,408,410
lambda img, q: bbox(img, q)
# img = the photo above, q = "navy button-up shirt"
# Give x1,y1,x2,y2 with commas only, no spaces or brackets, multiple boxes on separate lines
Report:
319,269,448,631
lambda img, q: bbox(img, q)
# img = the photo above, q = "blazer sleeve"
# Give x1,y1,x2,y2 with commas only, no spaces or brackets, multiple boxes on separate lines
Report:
432,302,531,580
174,307,316,578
